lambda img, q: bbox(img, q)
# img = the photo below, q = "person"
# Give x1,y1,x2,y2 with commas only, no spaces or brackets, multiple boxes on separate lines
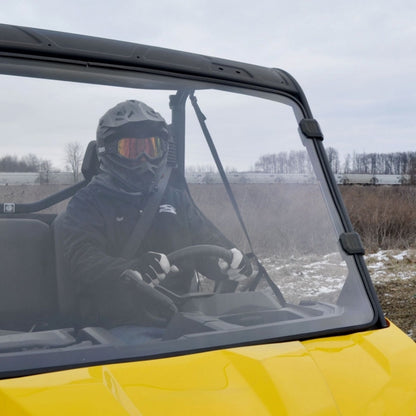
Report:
61,100,256,338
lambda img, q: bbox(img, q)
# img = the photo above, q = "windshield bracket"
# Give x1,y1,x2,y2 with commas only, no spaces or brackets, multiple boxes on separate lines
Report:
299,118,324,140
339,232,365,255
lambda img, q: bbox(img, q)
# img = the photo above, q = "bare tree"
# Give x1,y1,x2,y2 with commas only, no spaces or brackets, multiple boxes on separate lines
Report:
65,142,83,182
408,156,416,185
325,147,340,173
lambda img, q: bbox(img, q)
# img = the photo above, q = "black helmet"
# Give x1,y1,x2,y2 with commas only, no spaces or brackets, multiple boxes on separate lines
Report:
96,100,169,191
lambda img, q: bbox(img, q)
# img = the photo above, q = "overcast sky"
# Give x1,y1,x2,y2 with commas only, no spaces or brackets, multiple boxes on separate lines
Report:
0,0,415,165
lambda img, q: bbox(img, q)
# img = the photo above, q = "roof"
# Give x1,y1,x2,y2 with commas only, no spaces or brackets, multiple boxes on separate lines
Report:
0,24,309,112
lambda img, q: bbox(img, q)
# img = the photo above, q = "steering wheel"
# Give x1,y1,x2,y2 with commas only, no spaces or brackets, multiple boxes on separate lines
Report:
167,244,237,294
167,244,232,265
128,245,234,325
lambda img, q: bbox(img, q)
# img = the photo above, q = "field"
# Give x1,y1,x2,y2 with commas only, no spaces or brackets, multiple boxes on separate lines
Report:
365,250,416,340
0,183,415,340
340,186,416,340
340,185,416,251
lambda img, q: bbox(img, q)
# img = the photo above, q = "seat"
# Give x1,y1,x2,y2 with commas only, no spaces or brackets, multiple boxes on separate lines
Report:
52,211,79,325
0,218,58,331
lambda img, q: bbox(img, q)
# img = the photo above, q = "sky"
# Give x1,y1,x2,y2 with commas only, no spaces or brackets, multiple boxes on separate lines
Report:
0,0,415,168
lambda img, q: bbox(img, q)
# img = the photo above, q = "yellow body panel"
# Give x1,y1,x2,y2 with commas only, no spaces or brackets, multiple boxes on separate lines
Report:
1,323,415,415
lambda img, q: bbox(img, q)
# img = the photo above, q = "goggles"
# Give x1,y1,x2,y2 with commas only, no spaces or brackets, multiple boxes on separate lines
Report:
115,137,166,160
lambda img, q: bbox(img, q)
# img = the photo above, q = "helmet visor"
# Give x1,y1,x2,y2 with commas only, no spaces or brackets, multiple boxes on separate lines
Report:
117,137,165,160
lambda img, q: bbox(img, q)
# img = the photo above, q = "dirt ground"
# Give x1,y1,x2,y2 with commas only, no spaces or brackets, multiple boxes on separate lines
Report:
365,250,416,341
374,278,416,341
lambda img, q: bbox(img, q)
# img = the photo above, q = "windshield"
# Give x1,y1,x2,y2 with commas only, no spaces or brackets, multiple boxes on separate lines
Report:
0,63,375,377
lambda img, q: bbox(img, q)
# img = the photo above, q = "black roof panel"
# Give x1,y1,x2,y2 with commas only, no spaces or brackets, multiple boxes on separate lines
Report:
0,24,301,97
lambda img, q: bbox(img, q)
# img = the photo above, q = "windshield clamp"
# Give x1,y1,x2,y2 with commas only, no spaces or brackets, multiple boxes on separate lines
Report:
299,118,323,140
339,232,365,255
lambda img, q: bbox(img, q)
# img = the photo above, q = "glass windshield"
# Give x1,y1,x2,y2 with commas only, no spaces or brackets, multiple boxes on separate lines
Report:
0,64,374,377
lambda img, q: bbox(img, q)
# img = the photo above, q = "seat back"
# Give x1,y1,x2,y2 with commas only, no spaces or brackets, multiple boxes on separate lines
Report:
53,210,80,325
0,219,57,330
81,140,100,181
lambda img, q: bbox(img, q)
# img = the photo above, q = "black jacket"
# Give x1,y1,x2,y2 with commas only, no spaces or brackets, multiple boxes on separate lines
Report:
62,174,232,327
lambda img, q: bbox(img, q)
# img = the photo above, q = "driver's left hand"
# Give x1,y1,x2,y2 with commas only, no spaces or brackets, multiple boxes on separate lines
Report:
218,248,258,281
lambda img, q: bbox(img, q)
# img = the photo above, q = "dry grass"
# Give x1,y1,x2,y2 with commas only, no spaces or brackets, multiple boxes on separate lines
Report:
0,183,415,339
2,183,415,255
189,183,336,256
340,186,416,252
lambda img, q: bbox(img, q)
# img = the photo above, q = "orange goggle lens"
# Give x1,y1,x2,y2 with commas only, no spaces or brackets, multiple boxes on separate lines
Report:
117,137,164,160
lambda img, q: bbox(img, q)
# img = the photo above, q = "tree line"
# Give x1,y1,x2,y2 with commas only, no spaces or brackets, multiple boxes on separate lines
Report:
0,142,84,182
326,148,416,175
2,144,416,180
0,154,53,173
255,148,416,176
254,150,313,174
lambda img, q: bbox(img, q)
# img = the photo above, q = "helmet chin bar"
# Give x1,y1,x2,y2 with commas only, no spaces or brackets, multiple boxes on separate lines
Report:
101,153,167,193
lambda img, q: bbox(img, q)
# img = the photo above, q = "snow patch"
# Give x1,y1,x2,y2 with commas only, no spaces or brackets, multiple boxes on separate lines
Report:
260,249,415,305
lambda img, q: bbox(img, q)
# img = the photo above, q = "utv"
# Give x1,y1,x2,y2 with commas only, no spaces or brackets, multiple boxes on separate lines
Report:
0,24,414,415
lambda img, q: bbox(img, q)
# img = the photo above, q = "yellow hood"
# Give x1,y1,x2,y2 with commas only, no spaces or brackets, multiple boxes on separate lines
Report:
1,323,415,415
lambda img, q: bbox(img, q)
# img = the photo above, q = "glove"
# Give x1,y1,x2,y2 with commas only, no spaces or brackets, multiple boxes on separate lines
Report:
127,251,172,287
218,248,258,282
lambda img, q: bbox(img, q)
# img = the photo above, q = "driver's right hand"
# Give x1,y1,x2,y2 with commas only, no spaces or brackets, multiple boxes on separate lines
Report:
218,248,258,282
124,251,172,287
